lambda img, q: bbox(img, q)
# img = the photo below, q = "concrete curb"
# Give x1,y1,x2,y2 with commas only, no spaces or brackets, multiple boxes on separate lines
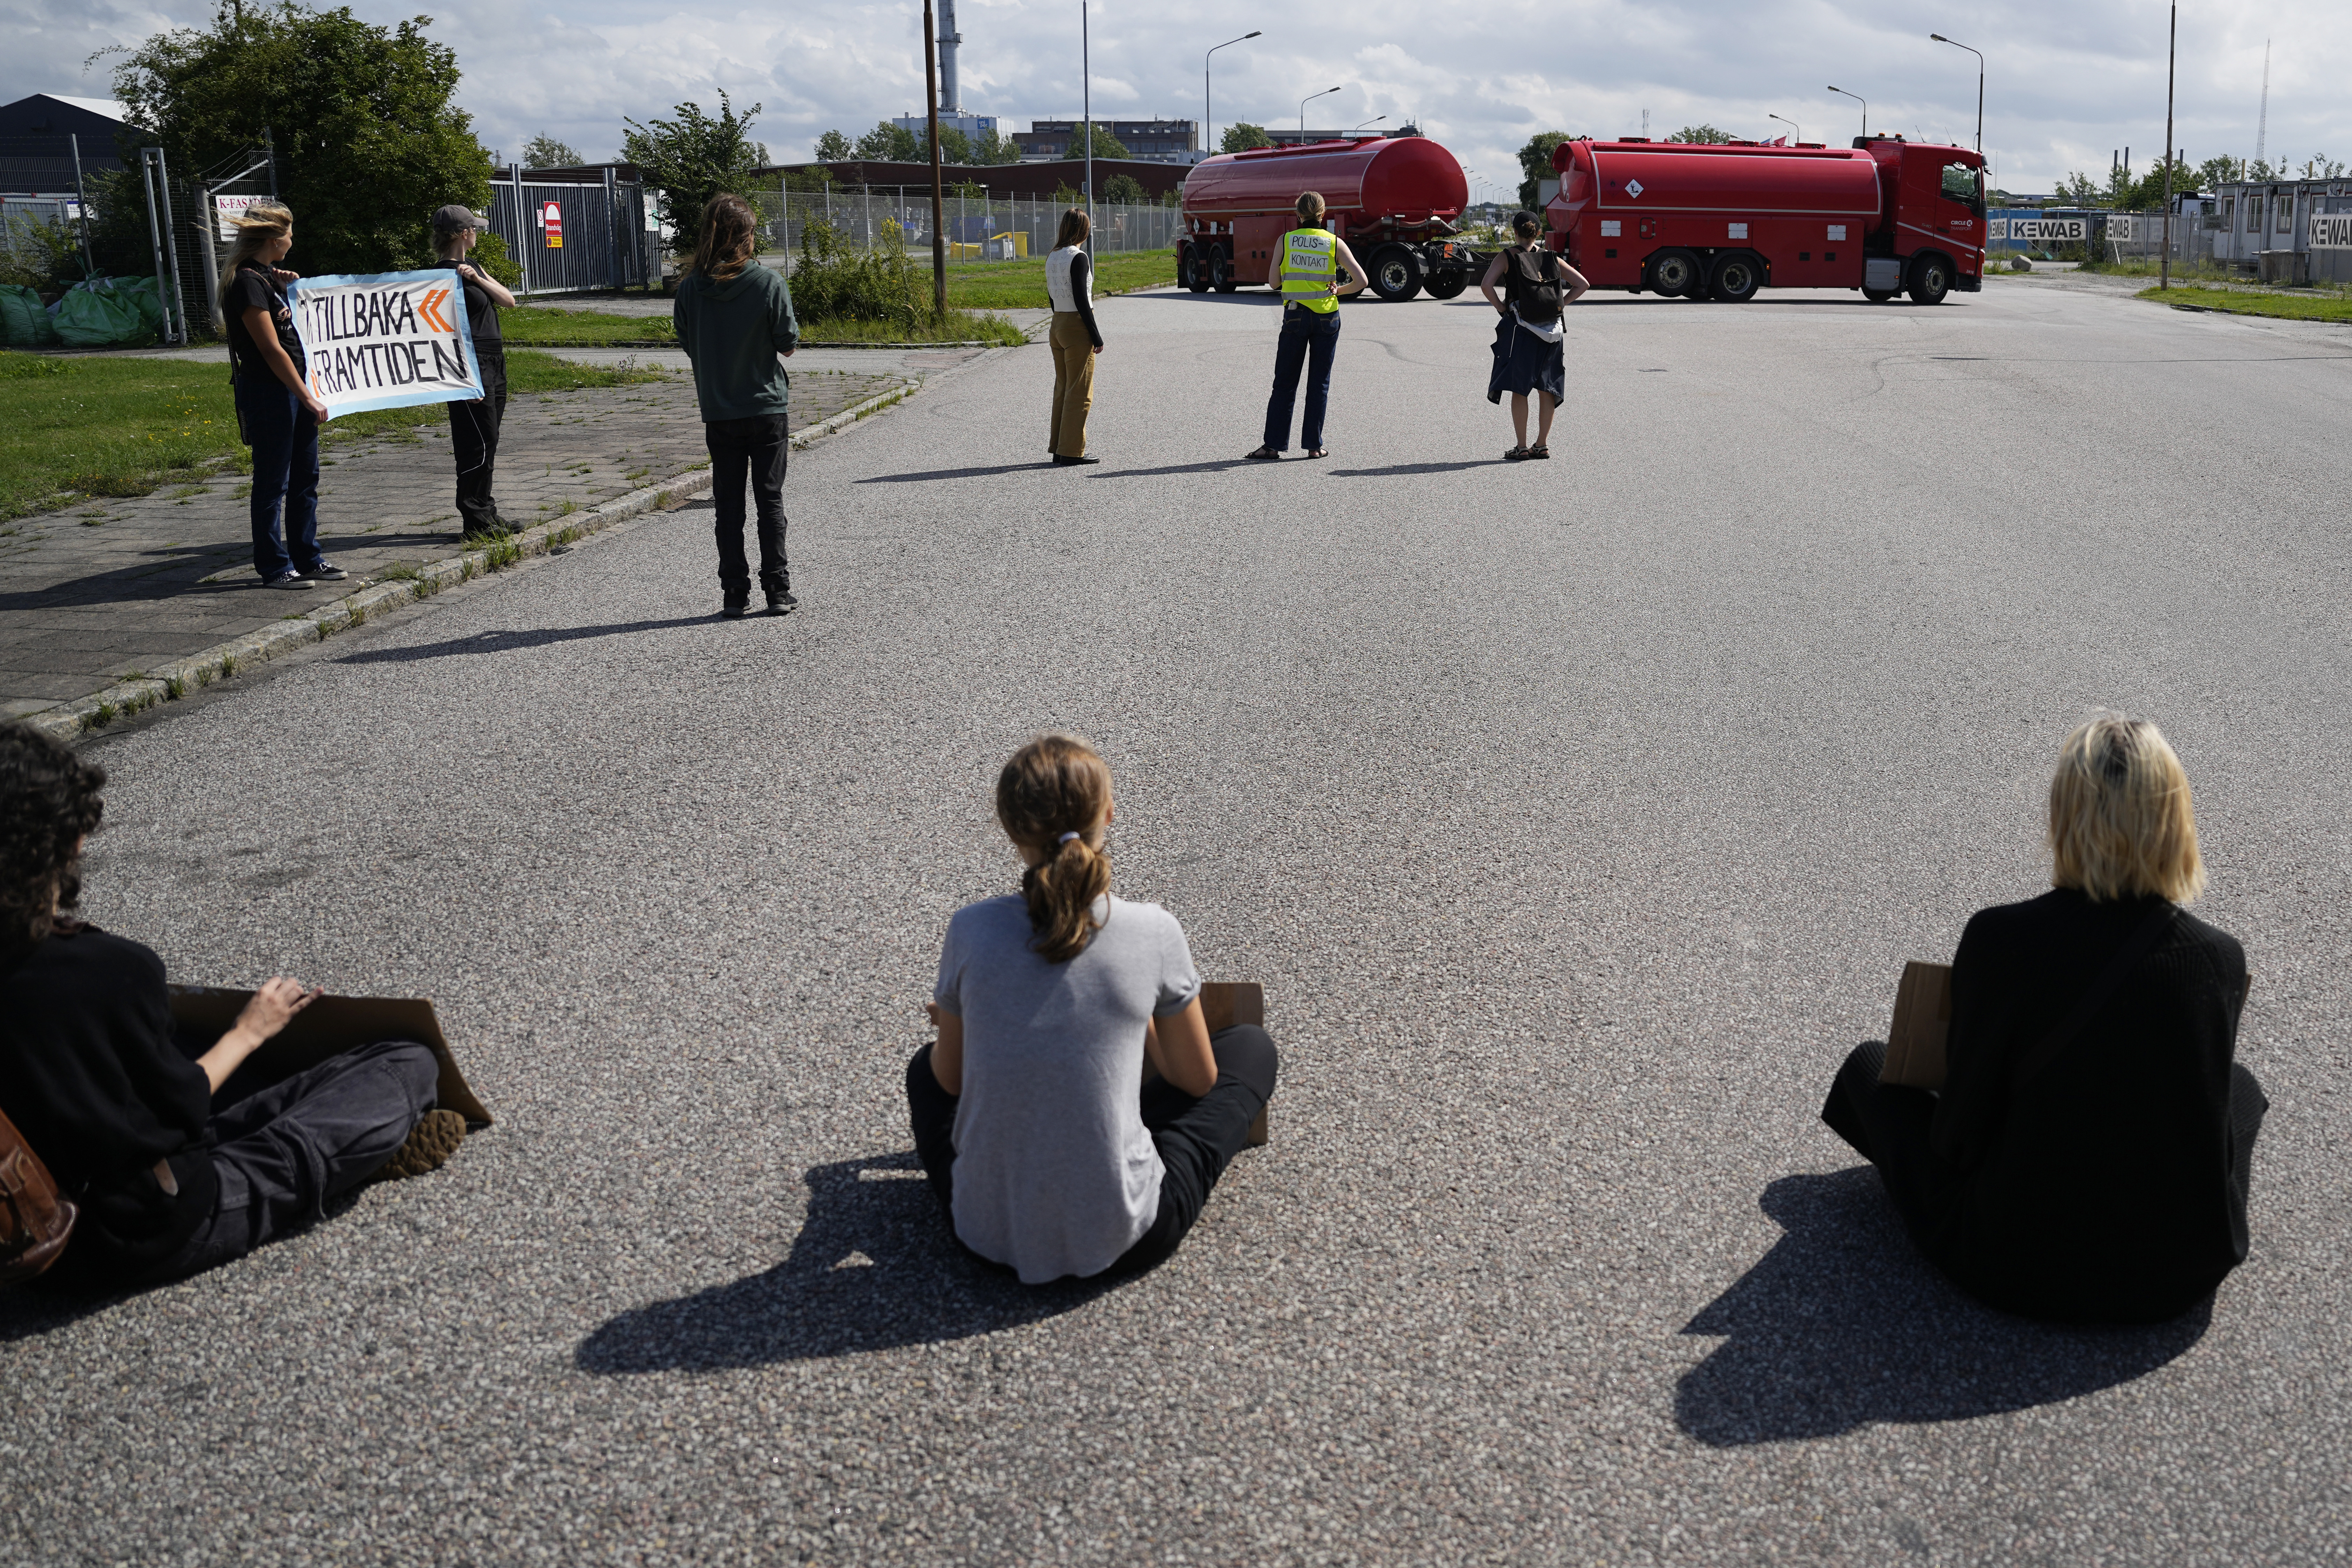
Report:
34,381,920,743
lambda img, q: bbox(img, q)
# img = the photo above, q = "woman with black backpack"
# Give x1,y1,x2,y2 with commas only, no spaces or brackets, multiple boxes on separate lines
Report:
1479,211,1588,460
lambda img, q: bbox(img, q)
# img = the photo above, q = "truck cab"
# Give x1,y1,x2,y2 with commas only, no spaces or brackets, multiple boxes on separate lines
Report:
1863,137,1986,300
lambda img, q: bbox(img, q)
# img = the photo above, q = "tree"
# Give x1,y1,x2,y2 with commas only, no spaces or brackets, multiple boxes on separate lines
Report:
109,1,492,276
1221,122,1272,154
521,134,582,169
2114,155,2197,210
854,121,921,162
2054,170,2101,206
1102,173,1146,206
1516,131,1569,209
1666,124,1734,144
2299,154,2346,180
974,127,1023,165
2197,155,2243,194
917,125,972,165
1070,124,1129,160
622,91,767,258
814,129,853,162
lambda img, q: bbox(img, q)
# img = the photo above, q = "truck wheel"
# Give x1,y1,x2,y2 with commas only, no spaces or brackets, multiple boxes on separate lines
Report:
1211,249,1237,293
1707,251,1763,303
1368,245,1424,302
1644,248,1703,298
1906,254,1953,306
1183,246,1210,293
1424,267,1468,300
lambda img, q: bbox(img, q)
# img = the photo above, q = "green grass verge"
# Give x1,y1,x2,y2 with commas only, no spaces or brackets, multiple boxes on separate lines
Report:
2134,284,2352,322
0,348,663,521
501,302,1025,347
943,248,1178,311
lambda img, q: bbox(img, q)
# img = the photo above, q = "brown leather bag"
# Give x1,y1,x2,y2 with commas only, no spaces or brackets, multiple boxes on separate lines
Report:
0,1101,76,1286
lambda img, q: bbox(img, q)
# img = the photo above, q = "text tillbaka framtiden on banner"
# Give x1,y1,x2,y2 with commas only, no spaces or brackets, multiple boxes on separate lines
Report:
289,269,484,418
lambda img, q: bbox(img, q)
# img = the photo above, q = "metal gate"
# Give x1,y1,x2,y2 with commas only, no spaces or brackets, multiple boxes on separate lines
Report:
486,167,659,295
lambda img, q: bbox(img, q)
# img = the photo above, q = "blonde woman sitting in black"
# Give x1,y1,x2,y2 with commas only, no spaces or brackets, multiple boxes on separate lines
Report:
1822,716,2266,1323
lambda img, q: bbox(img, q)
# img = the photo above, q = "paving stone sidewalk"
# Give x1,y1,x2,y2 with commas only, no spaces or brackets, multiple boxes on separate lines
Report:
0,365,908,720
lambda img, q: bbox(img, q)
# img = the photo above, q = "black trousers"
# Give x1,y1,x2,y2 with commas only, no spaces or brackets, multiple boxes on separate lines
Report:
705,414,790,594
1261,304,1341,452
1820,1041,2268,1240
152,1038,439,1283
448,340,507,534
905,1024,1279,1279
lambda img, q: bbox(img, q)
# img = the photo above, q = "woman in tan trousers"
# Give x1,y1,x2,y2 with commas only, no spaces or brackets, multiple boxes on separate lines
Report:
1045,208,1104,466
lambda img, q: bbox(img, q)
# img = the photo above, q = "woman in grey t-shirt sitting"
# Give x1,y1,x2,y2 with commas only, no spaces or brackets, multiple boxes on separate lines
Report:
909,734,1279,1284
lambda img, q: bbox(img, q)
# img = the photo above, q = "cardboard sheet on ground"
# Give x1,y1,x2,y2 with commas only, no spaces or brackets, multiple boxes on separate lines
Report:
287,269,483,419
166,986,494,1127
1880,962,1953,1090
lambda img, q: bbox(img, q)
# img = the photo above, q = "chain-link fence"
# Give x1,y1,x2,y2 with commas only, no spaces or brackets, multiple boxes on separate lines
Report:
742,185,1181,265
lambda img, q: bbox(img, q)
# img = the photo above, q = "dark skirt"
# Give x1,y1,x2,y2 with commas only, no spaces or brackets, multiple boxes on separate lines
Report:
1487,311,1566,404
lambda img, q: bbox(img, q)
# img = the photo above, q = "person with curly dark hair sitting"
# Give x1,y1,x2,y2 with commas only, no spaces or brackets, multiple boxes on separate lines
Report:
0,724,465,1289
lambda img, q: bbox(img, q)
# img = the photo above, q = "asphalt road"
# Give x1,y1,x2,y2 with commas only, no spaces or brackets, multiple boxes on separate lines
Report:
8,277,2350,1567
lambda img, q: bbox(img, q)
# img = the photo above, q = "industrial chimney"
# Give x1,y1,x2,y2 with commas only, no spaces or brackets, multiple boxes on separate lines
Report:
938,0,963,115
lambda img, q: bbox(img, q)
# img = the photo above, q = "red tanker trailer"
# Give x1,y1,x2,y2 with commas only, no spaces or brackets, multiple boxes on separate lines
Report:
1179,136,1477,302
1545,135,1987,304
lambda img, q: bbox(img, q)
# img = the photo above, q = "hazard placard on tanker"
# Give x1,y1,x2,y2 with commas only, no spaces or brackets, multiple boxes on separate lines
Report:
288,269,487,418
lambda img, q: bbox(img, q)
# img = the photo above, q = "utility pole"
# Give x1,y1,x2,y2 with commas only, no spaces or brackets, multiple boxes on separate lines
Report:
923,0,947,317
1082,1,1093,211
2161,2,2176,290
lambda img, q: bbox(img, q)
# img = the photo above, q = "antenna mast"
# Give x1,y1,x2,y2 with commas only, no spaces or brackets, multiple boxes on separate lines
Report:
2255,39,2270,168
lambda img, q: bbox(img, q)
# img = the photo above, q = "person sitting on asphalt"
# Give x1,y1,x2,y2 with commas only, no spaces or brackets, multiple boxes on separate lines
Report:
1821,716,2267,1323
907,733,1278,1284
0,724,466,1289
1044,206,1105,466
1478,211,1588,460
673,192,799,619
217,201,345,592
1245,192,1370,462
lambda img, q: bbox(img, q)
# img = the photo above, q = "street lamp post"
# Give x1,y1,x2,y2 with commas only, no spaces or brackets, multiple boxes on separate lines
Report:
1929,33,1984,152
1205,30,1260,159
1827,85,1867,140
1352,115,1386,136
1767,113,1801,145
1082,2,1092,208
1300,85,1340,140
2161,1,2176,290
923,0,946,317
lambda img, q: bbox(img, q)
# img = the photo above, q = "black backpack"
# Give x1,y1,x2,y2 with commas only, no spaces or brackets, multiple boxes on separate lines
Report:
1507,248,1564,324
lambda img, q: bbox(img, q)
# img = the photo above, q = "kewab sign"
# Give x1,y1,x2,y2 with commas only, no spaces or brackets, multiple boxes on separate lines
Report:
287,270,484,419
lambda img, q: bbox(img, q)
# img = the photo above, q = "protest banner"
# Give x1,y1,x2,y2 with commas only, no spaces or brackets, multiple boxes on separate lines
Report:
287,270,484,419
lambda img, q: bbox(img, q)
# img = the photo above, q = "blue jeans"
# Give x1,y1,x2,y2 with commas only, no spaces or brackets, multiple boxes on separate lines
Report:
1261,304,1342,452
237,373,322,580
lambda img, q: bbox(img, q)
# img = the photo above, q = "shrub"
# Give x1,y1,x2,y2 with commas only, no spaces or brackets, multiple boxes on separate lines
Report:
789,216,928,326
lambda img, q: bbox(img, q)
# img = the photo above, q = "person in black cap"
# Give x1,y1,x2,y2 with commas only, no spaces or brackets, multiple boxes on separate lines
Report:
432,205,517,537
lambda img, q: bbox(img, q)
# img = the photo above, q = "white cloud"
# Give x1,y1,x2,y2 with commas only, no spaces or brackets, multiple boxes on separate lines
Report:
7,0,2350,190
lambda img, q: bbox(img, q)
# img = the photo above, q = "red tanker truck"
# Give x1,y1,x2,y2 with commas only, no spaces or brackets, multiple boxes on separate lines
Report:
1179,135,1478,302
1544,135,1987,304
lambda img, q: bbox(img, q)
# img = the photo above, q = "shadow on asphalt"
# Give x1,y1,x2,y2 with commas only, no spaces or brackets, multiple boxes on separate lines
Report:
1091,459,1270,478
855,462,1054,484
1327,460,1506,477
573,1152,1110,1370
1675,1165,2210,1446
336,617,725,664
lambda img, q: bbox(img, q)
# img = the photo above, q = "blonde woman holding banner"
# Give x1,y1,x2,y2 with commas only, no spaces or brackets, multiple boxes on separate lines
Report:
219,202,342,588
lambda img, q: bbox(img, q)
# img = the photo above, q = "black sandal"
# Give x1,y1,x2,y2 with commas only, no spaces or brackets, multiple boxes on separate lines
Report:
1304,447,1329,459
1529,444,1551,459
1245,444,1281,460
1504,445,1531,461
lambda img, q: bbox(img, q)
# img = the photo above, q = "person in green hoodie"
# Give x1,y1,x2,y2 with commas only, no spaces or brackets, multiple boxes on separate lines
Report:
674,193,799,616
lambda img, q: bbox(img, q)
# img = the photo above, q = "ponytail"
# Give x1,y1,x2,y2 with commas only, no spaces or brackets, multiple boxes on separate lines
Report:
996,734,1114,963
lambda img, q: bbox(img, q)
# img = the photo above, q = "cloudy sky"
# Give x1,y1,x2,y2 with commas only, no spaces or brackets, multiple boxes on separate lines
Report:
11,0,2351,194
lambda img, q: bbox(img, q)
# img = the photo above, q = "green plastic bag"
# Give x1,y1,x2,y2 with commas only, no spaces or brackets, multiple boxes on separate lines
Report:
0,284,60,347
54,276,161,347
